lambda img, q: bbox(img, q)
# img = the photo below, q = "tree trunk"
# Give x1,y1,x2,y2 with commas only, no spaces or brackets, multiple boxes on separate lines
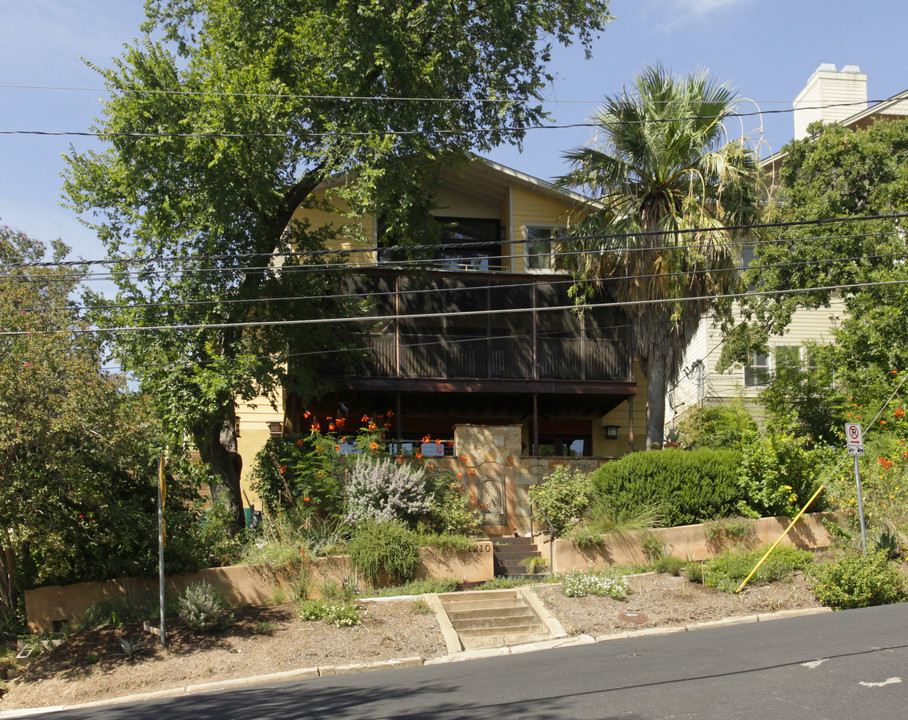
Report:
0,541,17,616
645,352,668,449
195,406,245,532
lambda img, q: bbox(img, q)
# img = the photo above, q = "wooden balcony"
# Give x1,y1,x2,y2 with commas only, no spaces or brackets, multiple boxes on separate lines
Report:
321,269,634,390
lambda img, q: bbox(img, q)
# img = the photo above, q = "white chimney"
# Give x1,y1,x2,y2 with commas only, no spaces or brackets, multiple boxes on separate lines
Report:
793,64,867,140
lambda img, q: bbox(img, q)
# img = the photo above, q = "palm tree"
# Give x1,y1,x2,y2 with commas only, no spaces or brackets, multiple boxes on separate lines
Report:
558,65,759,448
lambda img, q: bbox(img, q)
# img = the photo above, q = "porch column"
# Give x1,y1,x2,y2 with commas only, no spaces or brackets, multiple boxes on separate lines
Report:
627,396,635,452
532,393,539,457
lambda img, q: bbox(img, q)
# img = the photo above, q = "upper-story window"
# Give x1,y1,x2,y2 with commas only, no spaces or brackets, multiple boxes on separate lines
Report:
378,217,502,272
524,225,565,272
744,352,770,387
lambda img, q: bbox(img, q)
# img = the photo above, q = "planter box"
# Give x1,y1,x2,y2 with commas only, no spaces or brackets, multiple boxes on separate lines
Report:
537,512,838,574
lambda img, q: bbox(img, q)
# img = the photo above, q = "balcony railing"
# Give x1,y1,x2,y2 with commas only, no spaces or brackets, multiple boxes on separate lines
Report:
327,271,633,384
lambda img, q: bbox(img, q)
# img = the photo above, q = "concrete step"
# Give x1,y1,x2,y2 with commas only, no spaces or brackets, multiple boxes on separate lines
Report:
457,621,545,638
447,609,539,628
435,586,553,651
461,631,551,651
491,536,535,545
438,589,518,604
442,598,526,613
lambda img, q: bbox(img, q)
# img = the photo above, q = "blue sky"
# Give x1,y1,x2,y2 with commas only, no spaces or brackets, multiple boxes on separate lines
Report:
1,0,905,264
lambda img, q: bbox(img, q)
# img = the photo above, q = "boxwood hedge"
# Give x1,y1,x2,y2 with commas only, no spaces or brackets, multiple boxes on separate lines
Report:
590,448,745,527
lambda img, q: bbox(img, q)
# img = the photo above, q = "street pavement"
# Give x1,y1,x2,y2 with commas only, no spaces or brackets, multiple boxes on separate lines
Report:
16,602,908,719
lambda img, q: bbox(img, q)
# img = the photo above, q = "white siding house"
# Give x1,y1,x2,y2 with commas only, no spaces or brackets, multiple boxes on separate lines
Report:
668,64,906,430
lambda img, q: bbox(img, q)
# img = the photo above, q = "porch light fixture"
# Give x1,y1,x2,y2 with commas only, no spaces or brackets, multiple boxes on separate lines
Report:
267,421,284,437
603,425,620,440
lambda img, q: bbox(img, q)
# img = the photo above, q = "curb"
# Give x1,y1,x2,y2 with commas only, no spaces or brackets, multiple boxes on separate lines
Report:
0,607,832,718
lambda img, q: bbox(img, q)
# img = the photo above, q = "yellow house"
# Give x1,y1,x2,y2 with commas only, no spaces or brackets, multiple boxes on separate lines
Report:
236,157,648,522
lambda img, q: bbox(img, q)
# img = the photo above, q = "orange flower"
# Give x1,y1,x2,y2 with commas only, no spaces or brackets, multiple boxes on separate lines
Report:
416,452,423,459
328,423,335,431
421,435,431,443
279,466,287,475
297,439,305,447
303,497,310,503
370,441,379,451
456,473,462,479
435,439,442,446
335,444,341,452
361,415,370,422
303,410,311,419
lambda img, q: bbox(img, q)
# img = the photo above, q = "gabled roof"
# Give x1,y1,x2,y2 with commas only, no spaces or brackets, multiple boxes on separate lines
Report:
317,154,600,210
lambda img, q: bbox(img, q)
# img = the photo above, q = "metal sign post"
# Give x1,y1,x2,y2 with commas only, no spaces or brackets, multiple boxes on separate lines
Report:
158,453,167,644
845,423,867,553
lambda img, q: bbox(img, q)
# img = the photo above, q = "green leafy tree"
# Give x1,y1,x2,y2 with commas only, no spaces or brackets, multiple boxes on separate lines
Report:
676,402,757,450
721,118,908,385
0,224,205,617
63,0,612,527
558,65,759,447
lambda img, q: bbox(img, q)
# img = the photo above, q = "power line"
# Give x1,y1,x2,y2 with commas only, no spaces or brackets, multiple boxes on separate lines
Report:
1,98,896,141
5,212,905,275
8,242,906,319
5,277,908,337
0,82,886,112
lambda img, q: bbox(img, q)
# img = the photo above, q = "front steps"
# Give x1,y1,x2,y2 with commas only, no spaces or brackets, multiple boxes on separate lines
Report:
491,536,548,577
435,588,559,651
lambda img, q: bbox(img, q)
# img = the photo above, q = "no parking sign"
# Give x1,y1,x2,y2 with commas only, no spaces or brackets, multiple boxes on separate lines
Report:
845,422,864,456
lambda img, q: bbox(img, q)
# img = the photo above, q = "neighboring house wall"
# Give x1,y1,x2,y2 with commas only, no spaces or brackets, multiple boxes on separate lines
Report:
670,64,907,431
669,297,847,427
793,63,867,140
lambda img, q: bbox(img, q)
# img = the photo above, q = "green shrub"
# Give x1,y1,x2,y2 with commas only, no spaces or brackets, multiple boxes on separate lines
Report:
414,532,476,553
703,517,754,548
702,546,814,593
347,519,420,584
423,473,482,536
591,448,744,527
677,403,757,450
527,466,594,537
652,555,685,576
473,576,556,590
249,434,346,519
561,569,630,599
809,550,907,609
297,599,363,626
737,423,836,518
569,525,604,548
685,561,704,583
364,577,458,597
639,532,667,561
178,581,229,633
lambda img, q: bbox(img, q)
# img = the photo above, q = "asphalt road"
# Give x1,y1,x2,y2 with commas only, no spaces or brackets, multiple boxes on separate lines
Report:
25,602,908,720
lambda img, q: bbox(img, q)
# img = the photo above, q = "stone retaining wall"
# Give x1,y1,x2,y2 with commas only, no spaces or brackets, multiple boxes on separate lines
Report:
24,541,494,633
